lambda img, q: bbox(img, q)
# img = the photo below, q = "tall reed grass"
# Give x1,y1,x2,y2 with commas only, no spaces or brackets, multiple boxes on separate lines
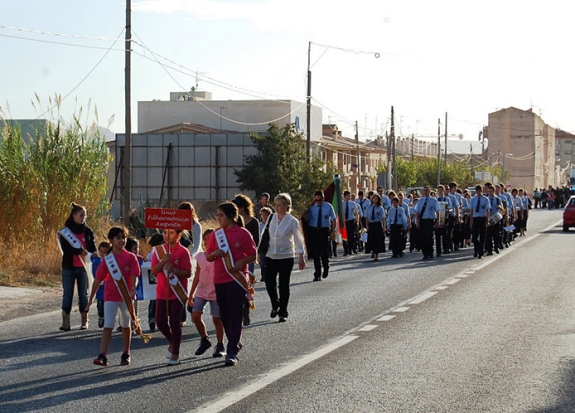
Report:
0,96,111,285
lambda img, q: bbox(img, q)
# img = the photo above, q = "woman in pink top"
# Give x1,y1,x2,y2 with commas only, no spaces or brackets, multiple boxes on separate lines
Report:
86,226,140,367
151,229,192,365
206,202,257,366
189,229,226,358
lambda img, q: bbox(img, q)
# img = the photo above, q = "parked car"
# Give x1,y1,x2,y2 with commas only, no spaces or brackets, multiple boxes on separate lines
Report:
563,196,575,231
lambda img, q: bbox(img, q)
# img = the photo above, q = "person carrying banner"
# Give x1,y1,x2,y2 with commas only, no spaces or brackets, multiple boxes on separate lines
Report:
86,226,140,366
58,202,96,331
151,228,193,365
206,202,257,366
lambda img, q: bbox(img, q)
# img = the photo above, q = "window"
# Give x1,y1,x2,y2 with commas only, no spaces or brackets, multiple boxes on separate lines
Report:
565,150,573,155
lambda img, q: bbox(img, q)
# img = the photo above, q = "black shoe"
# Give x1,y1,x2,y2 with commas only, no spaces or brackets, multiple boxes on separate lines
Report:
473,251,478,258
93,354,108,366
149,319,156,332
279,317,287,323
270,309,278,318
322,270,329,279
436,253,441,257
486,252,493,256
243,306,251,327
98,317,104,328
494,248,500,254
343,253,348,257
213,343,226,358
478,255,482,259
313,277,321,281
120,353,131,366
195,337,212,356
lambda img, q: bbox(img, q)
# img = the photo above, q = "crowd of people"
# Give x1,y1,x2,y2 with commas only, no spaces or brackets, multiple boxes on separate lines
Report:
57,182,557,368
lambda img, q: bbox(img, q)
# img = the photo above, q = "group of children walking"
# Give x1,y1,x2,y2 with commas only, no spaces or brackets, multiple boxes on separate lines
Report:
60,202,236,367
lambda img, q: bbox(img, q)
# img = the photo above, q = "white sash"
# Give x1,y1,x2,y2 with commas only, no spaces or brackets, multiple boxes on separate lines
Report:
58,227,88,272
153,245,188,305
214,227,253,294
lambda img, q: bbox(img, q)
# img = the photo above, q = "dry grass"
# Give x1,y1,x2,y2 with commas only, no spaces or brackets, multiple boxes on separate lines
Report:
0,215,221,287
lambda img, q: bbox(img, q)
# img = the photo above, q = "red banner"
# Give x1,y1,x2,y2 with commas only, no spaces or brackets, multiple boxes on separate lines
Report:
145,208,193,230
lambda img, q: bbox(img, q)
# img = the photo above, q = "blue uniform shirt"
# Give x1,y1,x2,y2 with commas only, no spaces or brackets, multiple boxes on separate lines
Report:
470,195,490,218
488,195,502,215
365,205,385,223
387,206,408,230
356,197,370,216
307,201,336,228
414,196,441,220
343,200,360,221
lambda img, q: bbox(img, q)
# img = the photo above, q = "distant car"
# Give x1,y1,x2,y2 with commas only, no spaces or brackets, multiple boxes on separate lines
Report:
563,196,575,231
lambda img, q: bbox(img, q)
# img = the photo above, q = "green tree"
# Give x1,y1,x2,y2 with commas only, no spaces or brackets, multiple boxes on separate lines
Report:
234,123,335,213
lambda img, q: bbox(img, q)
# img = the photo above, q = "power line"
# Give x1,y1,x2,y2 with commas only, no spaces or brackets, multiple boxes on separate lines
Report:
0,24,126,42
0,32,127,51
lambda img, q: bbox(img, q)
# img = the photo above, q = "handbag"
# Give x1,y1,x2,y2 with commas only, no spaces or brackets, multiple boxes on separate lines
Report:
257,213,274,255
360,231,368,243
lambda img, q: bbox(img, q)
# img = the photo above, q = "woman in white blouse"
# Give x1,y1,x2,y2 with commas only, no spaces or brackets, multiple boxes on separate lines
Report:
262,193,306,322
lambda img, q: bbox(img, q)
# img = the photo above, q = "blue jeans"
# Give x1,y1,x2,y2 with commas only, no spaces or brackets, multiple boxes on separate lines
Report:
61,267,89,314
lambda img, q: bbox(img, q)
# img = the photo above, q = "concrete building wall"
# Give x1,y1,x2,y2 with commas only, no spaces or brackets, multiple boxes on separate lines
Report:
487,107,555,193
138,98,323,142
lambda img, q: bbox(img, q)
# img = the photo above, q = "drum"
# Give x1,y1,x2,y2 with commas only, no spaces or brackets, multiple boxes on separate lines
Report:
488,212,503,227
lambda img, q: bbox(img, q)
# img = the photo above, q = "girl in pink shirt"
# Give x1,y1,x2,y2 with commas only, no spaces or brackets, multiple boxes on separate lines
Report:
86,226,140,367
206,202,257,366
151,229,192,365
189,229,226,358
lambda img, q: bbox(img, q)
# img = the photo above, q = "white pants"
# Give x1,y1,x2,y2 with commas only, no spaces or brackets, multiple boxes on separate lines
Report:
104,301,131,329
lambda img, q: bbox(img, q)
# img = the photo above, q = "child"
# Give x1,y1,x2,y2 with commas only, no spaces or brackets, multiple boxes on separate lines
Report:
122,238,145,331
151,229,192,365
146,233,164,331
86,226,140,366
189,229,226,358
91,241,111,329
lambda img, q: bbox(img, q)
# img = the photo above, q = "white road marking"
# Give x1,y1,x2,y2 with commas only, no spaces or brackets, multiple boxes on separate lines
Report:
377,315,396,322
358,325,378,331
408,291,438,305
193,335,359,413
435,286,449,290
445,278,461,285
458,273,470,278
393,306,410,313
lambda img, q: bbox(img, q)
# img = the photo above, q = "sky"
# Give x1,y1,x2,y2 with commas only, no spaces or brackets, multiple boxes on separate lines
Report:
1,0,574,150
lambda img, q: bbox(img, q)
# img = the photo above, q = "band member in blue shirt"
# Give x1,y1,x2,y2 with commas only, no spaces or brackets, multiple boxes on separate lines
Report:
469,185,491,259
387,197,408,258
305,190,336,281
485,185,502,255
414,186,441,260
342,190,360,256
435,185,453,257
365,194,386,261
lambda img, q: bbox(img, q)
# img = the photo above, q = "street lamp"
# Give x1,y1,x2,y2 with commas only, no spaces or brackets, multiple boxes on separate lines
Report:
502,153,513,185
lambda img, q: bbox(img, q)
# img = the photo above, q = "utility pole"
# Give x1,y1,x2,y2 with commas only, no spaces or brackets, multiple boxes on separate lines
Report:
437,118,441,186
411,133,414,161
444,112,448,164
391,106,396,190
306,41,312,161
355,121,360,189
122,0,132,221
386,130,391,190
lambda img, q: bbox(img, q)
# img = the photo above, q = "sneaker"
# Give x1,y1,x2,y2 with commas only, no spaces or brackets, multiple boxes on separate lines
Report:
120,353,131,366
180,322,186,327
93,354,108,366
165,348,173,359
167,358,180,365
213,343,226,358
98,317,104,328
149,319,156,332
195,337,212,356
224,355,238,366
279,317,287,323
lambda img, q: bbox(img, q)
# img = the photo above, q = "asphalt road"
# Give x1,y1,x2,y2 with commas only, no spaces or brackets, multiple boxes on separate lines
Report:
1,209,571,413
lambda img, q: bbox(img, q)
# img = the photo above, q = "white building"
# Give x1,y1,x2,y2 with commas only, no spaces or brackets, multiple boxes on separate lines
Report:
138,90,323,141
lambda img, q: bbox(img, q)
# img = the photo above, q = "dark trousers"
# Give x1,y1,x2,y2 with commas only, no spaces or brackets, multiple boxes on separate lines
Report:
419,219,435,258
390,225,404,256
156,299,184,354
359,218,367,251
447,215,455,251
472,217,487,257
343,220,357,254
435,225,450,254
485,222,501,253
215,281,246,357
308,227,330,277
265,257,294,317
409,223,419,251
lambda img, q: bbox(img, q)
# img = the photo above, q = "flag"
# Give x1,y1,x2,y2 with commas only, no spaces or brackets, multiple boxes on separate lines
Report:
323,174,347,242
